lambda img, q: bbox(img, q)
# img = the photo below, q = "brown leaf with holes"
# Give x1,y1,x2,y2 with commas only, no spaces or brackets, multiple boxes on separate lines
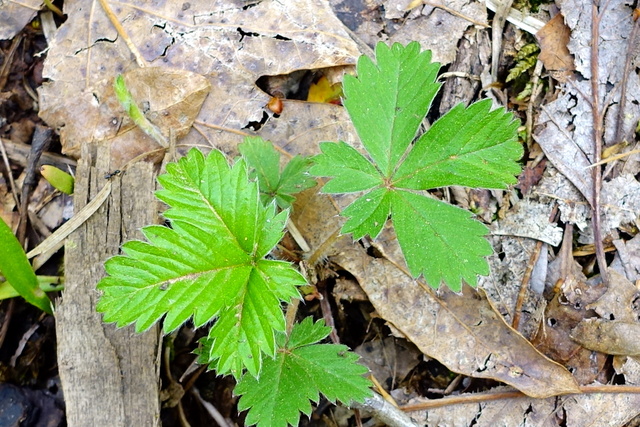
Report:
571,319,640,356
38,0,360,162
531,278,608,385
570,270,640,357
535,13,575,83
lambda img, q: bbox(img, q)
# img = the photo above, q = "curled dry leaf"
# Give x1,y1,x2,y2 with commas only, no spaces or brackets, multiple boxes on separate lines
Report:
570,270,640,357
331,243,581,398
0,0,41,40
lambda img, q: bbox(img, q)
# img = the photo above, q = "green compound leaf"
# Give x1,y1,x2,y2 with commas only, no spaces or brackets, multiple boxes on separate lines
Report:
311,42,522,290
239,136,317,209
235,317,372,427
391,190,492,289
97,148,303,378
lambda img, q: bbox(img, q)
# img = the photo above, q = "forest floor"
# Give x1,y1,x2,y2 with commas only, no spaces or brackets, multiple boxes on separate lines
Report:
1,0,640,426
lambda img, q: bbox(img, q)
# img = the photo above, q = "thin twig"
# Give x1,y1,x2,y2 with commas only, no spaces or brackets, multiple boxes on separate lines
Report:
418,1,489,28
491,0,515,81
611,10,640,161
512,206,557,330
589,3,608,283
401,384,640,412
97,0,147,67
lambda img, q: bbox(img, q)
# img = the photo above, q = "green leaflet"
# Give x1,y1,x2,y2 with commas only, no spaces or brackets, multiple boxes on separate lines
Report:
96,148,304,378
235,317,372,427
239,136,316,209
310,42,523,290
0,217,53,314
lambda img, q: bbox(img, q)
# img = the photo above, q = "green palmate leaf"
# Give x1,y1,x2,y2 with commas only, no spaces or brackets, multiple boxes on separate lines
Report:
235,317,372,427
311,42,522,290
239,136,316,209
97,148,304,378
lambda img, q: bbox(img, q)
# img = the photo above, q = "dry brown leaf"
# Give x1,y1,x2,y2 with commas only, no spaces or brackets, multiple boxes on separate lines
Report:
0,0,41,40
531,287,608,385
586,269,640,322
331,243,580,398
571,319,640,356
39,0,361,161
101,68,210,167
384,0,487,64
535,13,575,83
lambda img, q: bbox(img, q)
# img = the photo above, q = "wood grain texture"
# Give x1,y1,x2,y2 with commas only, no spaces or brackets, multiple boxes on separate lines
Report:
56,142,160,426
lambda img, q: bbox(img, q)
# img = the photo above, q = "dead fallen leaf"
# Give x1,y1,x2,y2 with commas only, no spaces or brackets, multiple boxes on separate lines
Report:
39,0,361,161
531,278,608,385
535,13,575,83
586,269,640,322
384,0,487,65
0,0,41,40
332,243,580,398
571,319,640,356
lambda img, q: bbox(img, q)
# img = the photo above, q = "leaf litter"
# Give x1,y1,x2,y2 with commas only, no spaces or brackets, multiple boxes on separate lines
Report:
5,0,638,423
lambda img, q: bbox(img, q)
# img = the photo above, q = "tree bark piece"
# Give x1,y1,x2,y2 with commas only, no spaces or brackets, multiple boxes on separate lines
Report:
56,142,160,426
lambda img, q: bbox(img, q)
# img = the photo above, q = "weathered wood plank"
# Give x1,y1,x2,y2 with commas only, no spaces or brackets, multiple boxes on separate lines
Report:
56,142,160,426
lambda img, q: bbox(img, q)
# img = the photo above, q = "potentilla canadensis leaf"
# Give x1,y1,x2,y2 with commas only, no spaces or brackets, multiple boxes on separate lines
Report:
342,41,441,177
393,99,522,190
97,148,304,378
310,42,522,290
235,317,372,427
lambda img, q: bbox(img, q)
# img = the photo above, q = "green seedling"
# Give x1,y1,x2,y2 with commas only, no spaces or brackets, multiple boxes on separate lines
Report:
114,74,168,147
239,136,316,210
96,148,371,426
0,217,53,314
310,42,522,290
41,165,74,194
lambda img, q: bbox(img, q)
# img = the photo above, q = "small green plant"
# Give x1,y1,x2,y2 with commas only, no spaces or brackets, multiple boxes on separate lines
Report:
96,140,370,425
98,42,522,424
310,42,522,290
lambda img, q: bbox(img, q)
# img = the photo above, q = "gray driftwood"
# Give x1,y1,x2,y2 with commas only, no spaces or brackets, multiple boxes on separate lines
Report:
56,142,161,426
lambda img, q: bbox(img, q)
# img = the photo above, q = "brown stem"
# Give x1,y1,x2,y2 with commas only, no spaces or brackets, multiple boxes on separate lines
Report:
590,3,608,283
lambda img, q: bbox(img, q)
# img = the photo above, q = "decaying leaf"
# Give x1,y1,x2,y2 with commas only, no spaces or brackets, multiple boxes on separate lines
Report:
39,0,361,163
332,243,580,398
0,0,41,40
536,13,575,83
531,283,608,385
571,319,640,356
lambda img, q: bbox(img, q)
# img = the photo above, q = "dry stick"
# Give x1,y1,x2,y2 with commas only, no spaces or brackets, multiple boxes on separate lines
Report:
590,3,608,284
613,9,640,145
400,384,640,412
525,60,545,147
491,0,515,81
419,1,490,28
0,138,21,215
18,126,52,244
0,34,22,91
97,0,147,67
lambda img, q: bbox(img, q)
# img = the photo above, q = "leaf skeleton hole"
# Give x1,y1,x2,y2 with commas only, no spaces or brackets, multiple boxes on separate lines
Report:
476,353,492,373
